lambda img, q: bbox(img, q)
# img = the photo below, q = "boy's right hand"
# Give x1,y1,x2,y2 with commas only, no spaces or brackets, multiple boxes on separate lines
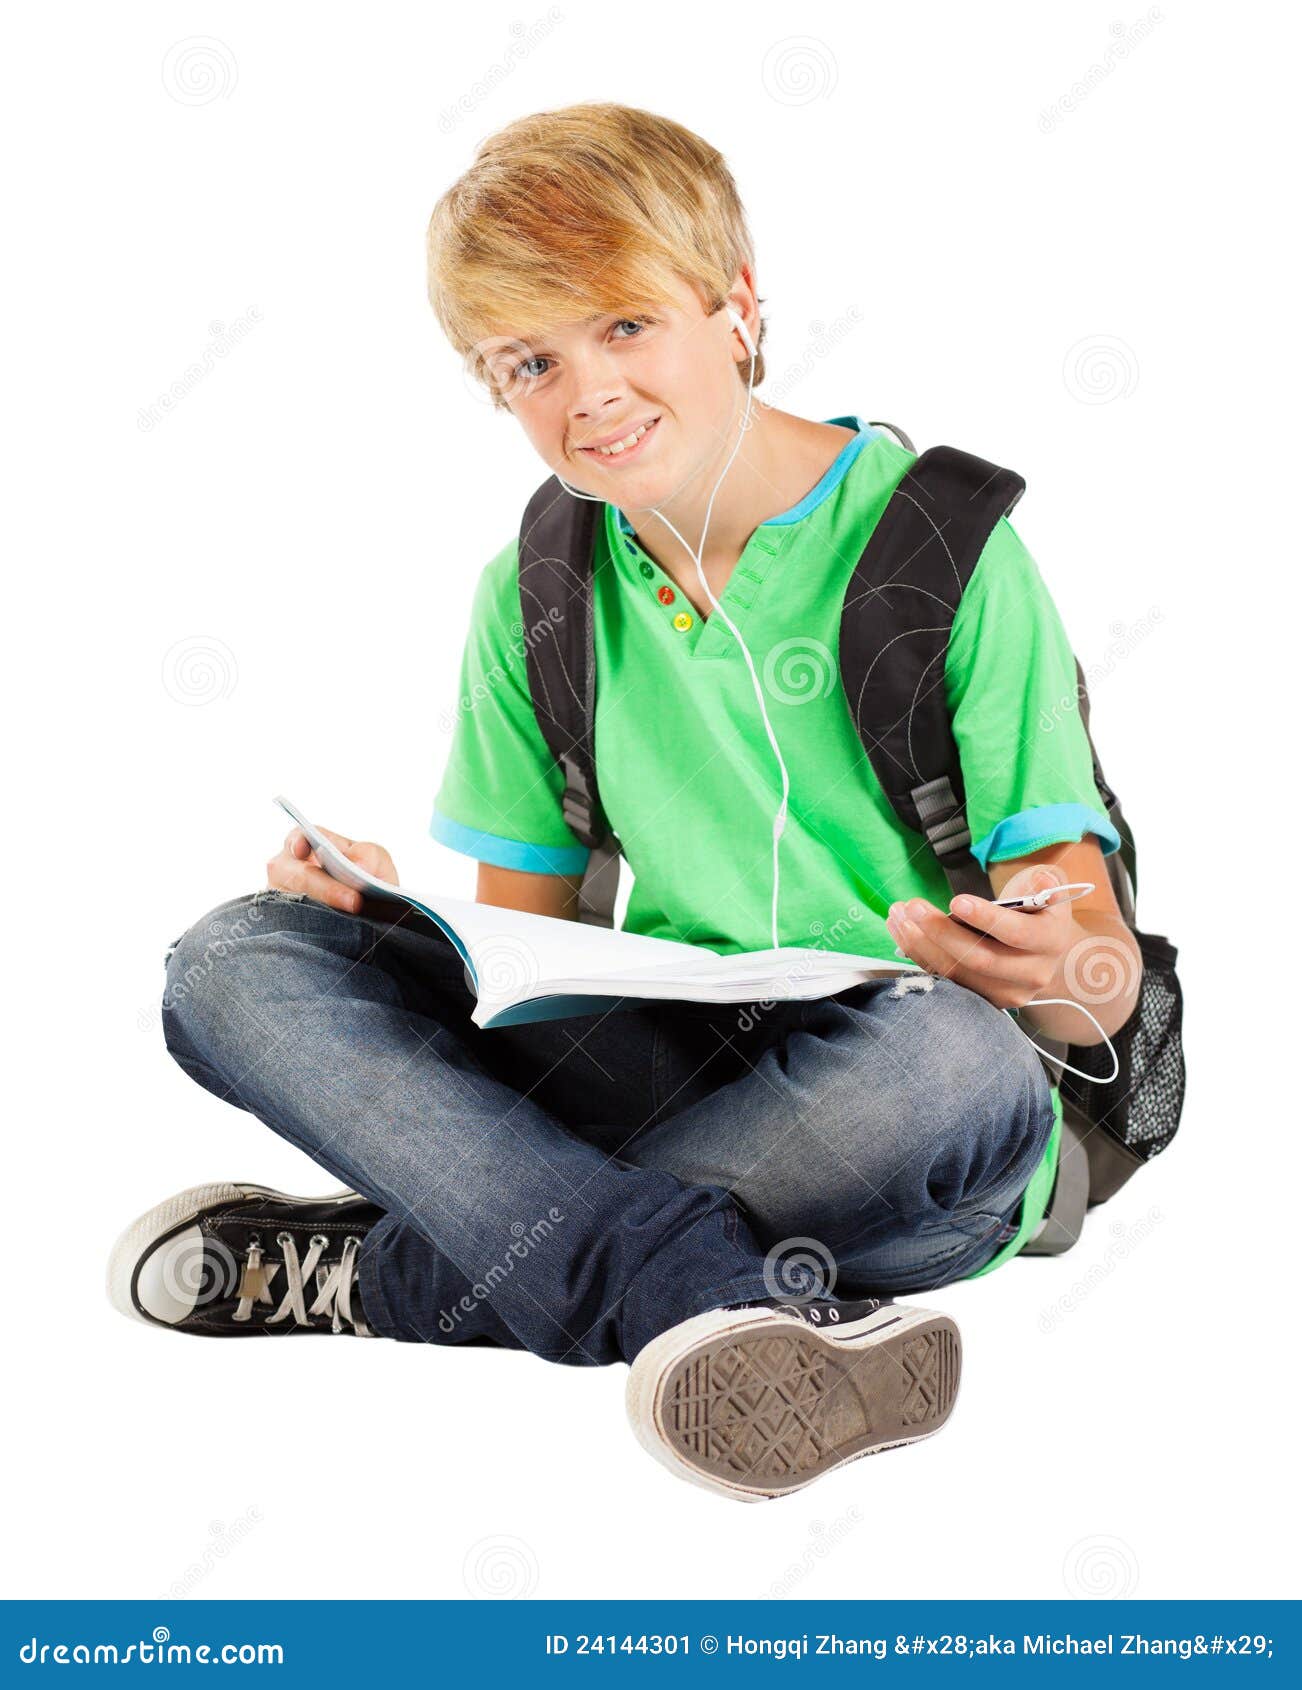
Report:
266,825,399,916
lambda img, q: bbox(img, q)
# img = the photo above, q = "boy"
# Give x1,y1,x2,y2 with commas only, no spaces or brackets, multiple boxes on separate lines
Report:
108,104,1140,1502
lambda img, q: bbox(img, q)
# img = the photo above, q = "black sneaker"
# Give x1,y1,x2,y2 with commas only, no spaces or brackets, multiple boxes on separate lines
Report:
107,1182,382,1337
626,1293,961,1501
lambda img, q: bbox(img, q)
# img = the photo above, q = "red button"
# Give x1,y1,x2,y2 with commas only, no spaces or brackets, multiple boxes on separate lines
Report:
657,585,676,605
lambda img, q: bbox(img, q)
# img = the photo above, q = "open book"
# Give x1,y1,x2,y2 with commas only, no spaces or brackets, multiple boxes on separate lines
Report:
274,796,923,1031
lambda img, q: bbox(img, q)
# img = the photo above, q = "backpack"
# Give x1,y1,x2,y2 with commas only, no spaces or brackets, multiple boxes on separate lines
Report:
515,428,1186,1257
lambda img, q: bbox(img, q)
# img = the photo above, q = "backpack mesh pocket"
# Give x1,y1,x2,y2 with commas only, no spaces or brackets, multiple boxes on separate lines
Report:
1059,929,1185,1162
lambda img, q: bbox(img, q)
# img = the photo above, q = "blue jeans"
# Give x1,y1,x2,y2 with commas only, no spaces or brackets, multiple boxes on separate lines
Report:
160,889,1055,1366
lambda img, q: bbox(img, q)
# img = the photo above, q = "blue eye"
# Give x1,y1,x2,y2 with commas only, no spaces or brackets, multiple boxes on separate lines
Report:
512,317,653,384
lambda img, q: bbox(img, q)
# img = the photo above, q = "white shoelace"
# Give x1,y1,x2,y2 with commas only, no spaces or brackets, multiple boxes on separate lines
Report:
231,1230,372,1336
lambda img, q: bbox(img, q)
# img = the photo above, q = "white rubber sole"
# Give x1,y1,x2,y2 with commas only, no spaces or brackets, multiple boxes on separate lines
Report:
105,1181,359,1327
626,1301,961,1502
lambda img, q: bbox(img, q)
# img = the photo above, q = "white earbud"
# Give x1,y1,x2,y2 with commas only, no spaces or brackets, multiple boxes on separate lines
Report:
726,306,756,357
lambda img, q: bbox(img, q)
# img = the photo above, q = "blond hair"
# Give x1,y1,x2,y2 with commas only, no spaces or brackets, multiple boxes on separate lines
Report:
427,103,766,408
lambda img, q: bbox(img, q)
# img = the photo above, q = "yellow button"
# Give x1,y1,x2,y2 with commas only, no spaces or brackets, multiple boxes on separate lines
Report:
672,611,693,632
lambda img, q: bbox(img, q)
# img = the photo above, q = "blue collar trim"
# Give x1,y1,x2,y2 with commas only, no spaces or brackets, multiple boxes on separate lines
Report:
613,415,875,537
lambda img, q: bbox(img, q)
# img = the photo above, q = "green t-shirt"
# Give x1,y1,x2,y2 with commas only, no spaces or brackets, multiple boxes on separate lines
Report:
432,417,1119,1269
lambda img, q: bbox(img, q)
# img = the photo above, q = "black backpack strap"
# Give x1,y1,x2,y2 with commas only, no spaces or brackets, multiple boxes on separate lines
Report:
839,444,1026,900
517,477,620,927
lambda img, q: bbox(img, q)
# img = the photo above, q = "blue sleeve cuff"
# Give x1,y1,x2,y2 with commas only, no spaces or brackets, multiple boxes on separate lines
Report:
429,809,591,876
969,802,1121,871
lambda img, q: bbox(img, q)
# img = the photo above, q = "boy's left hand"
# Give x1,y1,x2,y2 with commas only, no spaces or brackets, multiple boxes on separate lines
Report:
885,864,1074,1012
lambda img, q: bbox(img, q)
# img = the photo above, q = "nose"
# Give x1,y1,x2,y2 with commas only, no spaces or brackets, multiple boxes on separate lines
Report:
564,346,636,434
569,391,631,435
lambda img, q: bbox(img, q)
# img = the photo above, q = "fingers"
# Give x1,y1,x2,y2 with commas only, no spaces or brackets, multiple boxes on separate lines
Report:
946,892,1073,952
266,847,363,915
886,898,1054,1006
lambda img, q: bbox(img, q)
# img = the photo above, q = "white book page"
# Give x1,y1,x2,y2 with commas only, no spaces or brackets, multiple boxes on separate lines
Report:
272,798,921,1028
274,795,718,980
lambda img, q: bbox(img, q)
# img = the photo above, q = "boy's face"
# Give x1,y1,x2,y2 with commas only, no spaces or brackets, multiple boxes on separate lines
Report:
479,274,749,509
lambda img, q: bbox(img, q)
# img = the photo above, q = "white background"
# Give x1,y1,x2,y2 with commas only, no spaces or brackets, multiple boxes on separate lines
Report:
5,0,1297,1602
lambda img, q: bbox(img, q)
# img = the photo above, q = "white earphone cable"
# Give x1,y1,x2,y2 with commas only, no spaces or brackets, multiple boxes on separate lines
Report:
1009,999,1121,1085
555,308,790,949
555,319,1125,1088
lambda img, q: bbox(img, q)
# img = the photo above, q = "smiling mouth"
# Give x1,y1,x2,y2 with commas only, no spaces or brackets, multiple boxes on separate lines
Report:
576,416,661,462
